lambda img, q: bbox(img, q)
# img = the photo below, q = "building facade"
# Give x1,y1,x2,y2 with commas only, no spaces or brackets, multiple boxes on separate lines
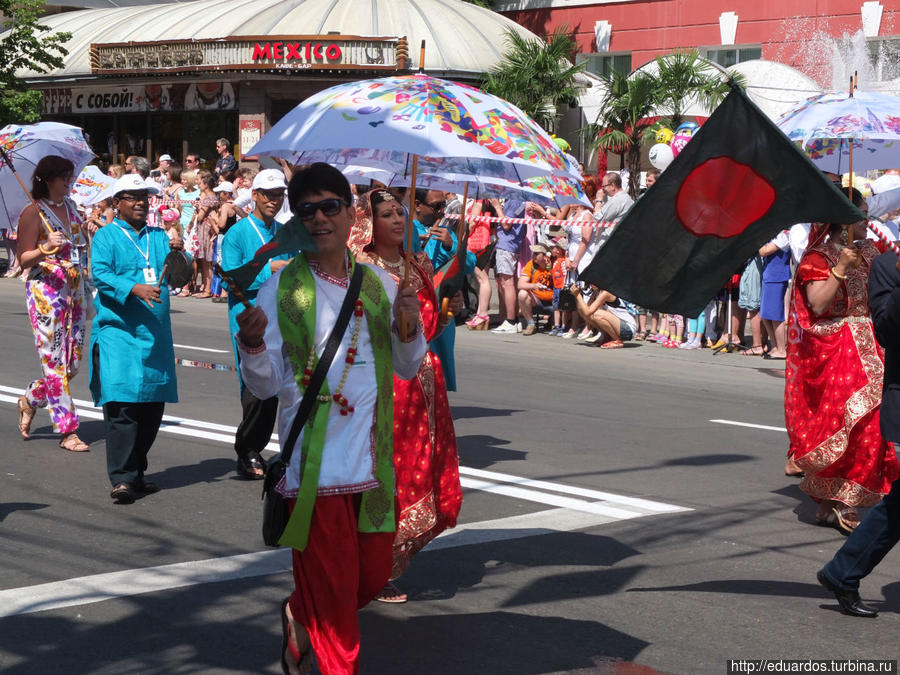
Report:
498,0,900,93
20,0,542,168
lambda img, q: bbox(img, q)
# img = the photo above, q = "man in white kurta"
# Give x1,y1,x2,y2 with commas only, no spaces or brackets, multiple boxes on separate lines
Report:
236,163,425,675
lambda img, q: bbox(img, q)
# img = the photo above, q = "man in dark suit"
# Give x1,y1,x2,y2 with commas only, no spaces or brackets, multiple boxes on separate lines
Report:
818,249,900,617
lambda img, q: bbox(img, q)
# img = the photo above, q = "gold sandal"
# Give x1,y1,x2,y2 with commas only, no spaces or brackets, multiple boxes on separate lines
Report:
17,396,35,439
59,433,90,452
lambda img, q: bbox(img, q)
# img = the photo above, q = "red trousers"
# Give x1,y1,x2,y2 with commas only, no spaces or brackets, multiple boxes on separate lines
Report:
288,494,393,675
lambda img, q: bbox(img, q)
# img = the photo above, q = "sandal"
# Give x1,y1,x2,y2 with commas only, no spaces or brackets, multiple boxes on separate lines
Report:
59,433,90,452
17,396,35,439
176,288,192,298
465,314,489,331
599,339,624,349
741,345,765,356
374,582,408,604
281,598,313,675
192,291,212,299
236,452,267,480
634,329,649,341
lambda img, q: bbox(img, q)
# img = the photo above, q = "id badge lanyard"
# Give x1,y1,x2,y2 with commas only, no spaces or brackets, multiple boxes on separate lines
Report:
116,222,156,284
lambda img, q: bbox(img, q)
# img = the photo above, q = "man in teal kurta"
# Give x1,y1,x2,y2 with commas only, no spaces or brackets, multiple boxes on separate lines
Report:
89,175,186,504
411,188,476,392
221,169,295,480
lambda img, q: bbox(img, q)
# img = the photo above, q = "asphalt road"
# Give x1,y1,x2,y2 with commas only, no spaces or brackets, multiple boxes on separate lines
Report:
0,276,897,674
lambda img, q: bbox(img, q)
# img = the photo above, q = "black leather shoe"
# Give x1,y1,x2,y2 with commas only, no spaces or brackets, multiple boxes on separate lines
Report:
110,482,136,504
817,570,878,617
134,479,160,494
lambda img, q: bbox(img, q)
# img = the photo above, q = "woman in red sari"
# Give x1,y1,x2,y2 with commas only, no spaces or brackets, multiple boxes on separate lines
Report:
356,189,463,602
786,189,899,533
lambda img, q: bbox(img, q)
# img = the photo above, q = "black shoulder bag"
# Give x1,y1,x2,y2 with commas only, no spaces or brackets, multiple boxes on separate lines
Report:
262,262,364,547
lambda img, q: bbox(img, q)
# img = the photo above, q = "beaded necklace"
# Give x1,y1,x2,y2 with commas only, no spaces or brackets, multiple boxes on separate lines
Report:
299,297,365,416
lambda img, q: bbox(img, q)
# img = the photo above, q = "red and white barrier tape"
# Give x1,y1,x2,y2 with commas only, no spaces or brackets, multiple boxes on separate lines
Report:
443,213,616,228
868,221,900,255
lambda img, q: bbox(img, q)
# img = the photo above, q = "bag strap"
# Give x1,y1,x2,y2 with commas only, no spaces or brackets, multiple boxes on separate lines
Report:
280,260,364,466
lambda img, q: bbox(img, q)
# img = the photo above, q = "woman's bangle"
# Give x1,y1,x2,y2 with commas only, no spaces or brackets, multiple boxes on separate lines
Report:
830,267,847,281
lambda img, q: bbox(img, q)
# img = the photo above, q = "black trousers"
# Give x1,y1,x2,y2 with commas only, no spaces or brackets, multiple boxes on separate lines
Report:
822,475,900,590
234,385,278,461
104,400,165,486
93,344,165,486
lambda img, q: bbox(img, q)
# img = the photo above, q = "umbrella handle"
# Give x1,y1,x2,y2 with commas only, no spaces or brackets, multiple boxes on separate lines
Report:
0,146,61,255
439,296,452,325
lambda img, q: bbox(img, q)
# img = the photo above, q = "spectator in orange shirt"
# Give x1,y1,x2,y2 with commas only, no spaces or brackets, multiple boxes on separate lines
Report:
549,239,570,336
518,243,553,336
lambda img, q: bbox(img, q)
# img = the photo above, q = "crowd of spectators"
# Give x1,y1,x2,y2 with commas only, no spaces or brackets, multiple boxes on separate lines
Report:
5,149,899,362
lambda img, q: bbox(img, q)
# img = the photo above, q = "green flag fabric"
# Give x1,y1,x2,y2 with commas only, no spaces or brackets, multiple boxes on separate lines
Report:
222,215,317,295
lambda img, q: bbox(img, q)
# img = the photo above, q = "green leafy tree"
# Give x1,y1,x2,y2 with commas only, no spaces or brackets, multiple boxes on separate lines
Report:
653,49,736,130
0,0,70,125
481,26,586,134
585,71,660,197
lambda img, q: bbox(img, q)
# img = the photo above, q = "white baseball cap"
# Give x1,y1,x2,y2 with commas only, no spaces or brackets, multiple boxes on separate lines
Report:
158,154,173,162
111,174,162,197
213,182,234,193
252,169,288,191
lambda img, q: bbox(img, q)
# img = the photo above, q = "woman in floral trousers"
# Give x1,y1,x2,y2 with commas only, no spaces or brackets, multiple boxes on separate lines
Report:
16,155,90,452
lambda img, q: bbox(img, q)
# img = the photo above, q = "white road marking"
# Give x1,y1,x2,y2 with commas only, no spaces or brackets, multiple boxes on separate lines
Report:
173,344,230,354
459,466,685,513
0,384,687,519
710,418,786,433
0,508,646,618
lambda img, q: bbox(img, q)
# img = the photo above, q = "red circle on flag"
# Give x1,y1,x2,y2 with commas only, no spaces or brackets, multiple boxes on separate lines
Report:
675,157,776,238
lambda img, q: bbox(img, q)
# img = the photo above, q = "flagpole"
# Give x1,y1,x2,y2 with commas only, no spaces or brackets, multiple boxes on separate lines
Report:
843,76,855,246
400,153,419,338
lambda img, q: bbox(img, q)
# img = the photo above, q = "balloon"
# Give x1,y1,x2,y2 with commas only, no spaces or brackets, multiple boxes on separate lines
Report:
648,143,674,170
675,121,699,136
670,132,693,156
655,127,674,144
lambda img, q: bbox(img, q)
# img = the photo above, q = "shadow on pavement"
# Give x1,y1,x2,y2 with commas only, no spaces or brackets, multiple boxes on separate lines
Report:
450,405,522,420
626,578,829,599
456,434,527,468
362,610,649,674
150,457,236,489
0,530,650,674
0,502,48,522
399,531,640,601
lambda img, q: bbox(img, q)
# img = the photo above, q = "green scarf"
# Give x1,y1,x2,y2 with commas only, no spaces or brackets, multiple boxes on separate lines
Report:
276,252,395,550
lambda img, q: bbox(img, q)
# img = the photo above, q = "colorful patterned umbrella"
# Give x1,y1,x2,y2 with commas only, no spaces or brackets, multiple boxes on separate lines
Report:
341,165,591,209
776,91,900,174
247,73,582,183
0,122,95,228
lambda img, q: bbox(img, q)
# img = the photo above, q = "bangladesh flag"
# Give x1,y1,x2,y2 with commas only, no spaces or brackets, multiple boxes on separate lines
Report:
579,83,866,317
222,215,316,295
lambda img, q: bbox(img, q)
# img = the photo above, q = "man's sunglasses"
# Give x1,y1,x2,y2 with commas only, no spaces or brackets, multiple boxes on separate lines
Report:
117,193,150,202
295,197,349,221
424,200,446,212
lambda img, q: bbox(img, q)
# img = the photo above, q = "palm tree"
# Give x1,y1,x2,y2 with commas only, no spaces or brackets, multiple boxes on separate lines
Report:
653,49,736,130
481,26,586,134
585,70,660,197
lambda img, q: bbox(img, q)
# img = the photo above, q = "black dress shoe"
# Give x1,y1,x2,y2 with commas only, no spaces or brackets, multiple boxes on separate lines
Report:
110,482,136,504
134,479,160,494
817,571,878,617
